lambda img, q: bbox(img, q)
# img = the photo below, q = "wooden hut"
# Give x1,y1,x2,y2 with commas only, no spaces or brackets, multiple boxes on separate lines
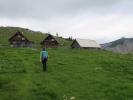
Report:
40,34,59,48
9,31,33,48
71,39,101,49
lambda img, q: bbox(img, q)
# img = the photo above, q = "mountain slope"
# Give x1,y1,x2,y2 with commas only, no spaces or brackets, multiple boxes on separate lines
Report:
0,47,133,100
0,26,72,46
101,37,133,54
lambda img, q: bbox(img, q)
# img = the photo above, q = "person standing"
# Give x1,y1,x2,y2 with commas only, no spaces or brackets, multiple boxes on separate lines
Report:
40,48,48,72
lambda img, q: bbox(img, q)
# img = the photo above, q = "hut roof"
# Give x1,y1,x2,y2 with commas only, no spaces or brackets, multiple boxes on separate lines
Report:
75,39,101,48
40,34,59,44
9,31,29,42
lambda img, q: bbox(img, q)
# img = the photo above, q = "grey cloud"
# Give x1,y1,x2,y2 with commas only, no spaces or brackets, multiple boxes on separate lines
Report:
0,0,121,19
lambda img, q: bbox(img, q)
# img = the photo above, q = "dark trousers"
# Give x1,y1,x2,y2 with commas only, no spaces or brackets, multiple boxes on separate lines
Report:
42,58,47,72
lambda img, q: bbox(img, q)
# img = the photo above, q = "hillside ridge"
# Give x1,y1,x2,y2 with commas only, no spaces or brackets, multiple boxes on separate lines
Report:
101,37,133,54
0,26,72,46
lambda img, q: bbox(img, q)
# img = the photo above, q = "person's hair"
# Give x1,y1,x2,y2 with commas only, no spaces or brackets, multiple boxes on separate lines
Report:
42,48,45,51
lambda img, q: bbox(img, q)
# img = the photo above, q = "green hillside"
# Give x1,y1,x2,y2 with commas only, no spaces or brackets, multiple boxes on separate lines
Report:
0,27,72,46
0,47,133,100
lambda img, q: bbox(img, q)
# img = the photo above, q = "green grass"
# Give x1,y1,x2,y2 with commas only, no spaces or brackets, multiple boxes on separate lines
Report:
0,47,133,100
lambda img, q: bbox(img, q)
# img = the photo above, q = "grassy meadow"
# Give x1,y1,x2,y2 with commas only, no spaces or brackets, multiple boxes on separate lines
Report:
0,47,133,100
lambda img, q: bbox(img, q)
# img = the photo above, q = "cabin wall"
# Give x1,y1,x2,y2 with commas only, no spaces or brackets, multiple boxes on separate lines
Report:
71,41,80,48
10,41,33,48
46,39,58,47
42,41,58,48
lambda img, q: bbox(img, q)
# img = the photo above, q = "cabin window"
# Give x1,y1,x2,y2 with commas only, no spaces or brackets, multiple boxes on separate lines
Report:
13,41,16,44
22,37,25,40
51,39,54,41
18,35,21,38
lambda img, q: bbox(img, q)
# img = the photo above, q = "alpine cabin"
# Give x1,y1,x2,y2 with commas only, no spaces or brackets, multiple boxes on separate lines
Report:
9,31,33,48
71,39,101,49
40,34,59,48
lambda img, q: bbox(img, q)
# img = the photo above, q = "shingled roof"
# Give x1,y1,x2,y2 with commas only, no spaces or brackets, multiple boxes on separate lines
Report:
9,31,29,42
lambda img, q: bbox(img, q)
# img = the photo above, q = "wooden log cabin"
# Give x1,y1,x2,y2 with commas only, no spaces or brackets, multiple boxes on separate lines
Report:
9,31,33,48
40,34,59,48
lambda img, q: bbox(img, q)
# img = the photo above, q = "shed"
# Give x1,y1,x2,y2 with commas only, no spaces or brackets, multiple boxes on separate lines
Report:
40,34,59,48
71,39,101,49
9,31,33,48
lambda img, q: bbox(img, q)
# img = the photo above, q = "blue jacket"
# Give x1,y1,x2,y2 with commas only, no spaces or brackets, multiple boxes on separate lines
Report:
40,51,48,59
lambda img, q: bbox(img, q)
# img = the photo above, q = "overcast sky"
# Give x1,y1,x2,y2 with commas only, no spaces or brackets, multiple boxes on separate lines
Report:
0,0,133,43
